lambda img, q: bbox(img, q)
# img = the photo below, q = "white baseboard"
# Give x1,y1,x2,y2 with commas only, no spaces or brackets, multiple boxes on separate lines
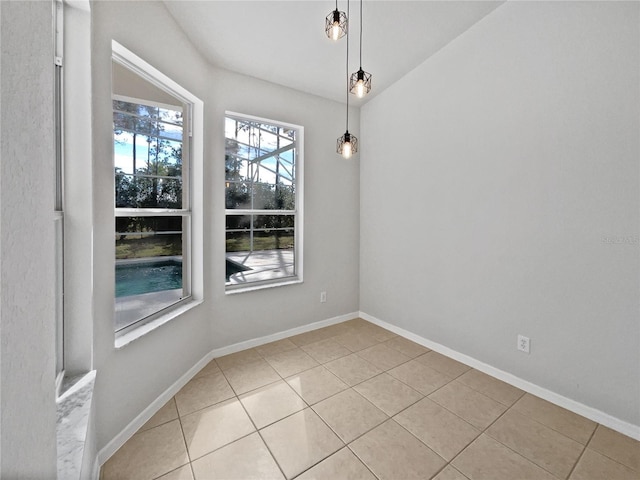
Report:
96,349,214,467
359,311,640,441
203,311,358,359
96,311,359,468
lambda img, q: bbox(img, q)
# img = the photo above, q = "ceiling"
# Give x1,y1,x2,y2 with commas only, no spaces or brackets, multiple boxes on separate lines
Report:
164,1,504,105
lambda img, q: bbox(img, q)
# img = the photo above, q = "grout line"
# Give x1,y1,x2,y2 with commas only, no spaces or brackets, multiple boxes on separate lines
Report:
564,424,640,479
285,442,345,479
150,462,192,480
174,399,197,480
255,427,289,479
455,370,527,407
238,325,588,480
510,393,599,446
186,428,261,464
384,394,425,419
235,390,260,432
566,442,590,480
174,390,236,419
276,406,350,480
427,379,509,426
428,387,517,473
261,322,395,477
427,464,456,480
478,431,567,480
231,384,289,480
351,351,412,372
102,322,400,478
446,434,480,478
220,346,330,480
345,443,382,480
310,388,389,442
381,355,509,477
471,400,580,480
114,319,633,480
176,406,194,462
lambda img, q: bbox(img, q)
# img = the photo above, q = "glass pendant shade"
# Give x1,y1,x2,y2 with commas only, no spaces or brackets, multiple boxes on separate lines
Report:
337,130,358,159
349,68,372,98
325,9,348,41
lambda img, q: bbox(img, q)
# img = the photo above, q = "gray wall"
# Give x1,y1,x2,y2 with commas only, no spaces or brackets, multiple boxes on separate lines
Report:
0,1,57,477
360,1,639,426
91,1,360,450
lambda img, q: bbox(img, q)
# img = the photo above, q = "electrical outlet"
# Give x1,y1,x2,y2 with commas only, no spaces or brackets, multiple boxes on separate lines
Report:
320,291,327,303
517,335,530,354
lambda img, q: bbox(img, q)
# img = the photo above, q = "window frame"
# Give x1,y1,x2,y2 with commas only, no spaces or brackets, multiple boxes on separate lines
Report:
54,0,65,396
112,41,203,345
224,111,304,293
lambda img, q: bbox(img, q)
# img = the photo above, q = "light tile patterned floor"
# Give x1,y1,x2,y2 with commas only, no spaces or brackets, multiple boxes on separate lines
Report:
101,319,640,480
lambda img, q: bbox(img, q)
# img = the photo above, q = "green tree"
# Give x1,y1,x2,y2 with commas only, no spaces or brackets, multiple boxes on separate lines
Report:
114,100,183,253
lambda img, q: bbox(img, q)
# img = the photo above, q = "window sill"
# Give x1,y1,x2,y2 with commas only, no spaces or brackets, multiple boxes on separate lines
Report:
56,370,96,480
225,277,302,295
115,298,203,348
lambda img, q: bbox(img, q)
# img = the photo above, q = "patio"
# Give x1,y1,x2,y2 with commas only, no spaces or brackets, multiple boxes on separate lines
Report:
226,249,294,285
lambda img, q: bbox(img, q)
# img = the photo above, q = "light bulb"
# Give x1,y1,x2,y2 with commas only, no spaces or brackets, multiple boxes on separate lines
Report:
331,23,341,41
342,141,352,159
355,79,365,98
327,9,345,41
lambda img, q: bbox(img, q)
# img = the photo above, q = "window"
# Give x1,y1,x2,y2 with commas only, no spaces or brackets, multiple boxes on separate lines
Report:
57,0,94,376
54,0,64,392
113,98,188,332
225,113,303,291
112,42,203,336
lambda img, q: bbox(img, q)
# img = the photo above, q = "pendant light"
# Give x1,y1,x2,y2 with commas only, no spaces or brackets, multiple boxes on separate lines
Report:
349,0,371,98
325,0,347,41
337,0,358,158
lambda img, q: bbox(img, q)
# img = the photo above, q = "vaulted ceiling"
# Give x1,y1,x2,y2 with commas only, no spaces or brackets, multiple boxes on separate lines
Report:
164,1,504,105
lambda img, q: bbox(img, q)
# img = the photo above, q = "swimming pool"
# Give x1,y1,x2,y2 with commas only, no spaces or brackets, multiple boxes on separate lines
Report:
116,258,251,296
116,259,182,297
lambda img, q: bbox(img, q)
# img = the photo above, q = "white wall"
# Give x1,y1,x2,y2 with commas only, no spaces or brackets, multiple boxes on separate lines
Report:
0,1,58,477
1,1,637,473
206,69,361,349
361,1,639,428
91,1,360,451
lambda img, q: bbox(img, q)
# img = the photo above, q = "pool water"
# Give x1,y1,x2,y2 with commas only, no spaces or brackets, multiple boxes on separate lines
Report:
116,259,251,297
116,260,182,297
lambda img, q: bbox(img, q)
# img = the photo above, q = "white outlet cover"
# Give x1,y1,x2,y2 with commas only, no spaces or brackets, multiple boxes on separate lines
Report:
517,335,530,354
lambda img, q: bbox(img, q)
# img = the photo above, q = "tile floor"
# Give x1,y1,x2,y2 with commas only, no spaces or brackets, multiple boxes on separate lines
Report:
101,319,640,480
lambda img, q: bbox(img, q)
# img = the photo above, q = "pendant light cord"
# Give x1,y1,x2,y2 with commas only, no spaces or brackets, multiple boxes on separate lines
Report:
345,0,350,131
359,0,363,68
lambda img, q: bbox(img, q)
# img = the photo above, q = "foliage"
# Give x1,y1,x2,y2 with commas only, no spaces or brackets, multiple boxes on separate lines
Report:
115,235,182,260
224,122,297,253
226,231,294,252
114,100,183,209
114,100,183,246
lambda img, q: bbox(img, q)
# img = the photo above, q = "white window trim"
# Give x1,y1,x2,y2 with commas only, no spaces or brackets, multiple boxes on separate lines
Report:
224,111,304,294
61,0,94,377
113,97,192,335
112,41,203,346
54,0,65,397
55,4,96,480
